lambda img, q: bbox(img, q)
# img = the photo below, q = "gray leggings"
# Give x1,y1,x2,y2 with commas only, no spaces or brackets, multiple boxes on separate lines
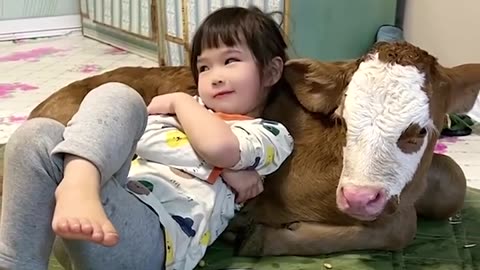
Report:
0,83,165,270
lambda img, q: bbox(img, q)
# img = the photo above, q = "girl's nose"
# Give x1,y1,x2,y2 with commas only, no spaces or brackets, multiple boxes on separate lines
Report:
212,78,224,86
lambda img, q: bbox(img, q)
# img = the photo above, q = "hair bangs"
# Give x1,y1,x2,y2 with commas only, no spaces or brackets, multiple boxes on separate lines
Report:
199,22,244,52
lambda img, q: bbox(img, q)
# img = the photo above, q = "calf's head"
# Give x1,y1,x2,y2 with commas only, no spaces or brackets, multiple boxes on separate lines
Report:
285,42,480,221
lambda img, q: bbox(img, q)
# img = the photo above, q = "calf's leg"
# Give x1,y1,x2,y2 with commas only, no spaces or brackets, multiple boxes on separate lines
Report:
415,153,466,220
236,206,417,256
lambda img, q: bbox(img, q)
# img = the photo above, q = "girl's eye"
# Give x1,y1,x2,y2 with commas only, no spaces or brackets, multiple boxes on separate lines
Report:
198,66,209,72
225,58,240,65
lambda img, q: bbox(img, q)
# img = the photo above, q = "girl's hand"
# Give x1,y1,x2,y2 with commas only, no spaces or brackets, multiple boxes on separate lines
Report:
147,92,191,115
221,169,264,203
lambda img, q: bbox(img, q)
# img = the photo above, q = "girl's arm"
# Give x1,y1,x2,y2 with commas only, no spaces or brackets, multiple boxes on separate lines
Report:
228,119,294,175
172,93,241,168
135,115,221,182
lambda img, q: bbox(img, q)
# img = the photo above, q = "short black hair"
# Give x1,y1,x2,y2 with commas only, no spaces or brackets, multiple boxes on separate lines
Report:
190,6,288,84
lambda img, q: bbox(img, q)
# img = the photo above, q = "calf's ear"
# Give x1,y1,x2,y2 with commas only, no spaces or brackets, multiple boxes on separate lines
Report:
284,58,357,114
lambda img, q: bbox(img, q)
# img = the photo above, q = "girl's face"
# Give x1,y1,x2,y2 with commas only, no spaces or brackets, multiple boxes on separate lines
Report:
196,42,269,117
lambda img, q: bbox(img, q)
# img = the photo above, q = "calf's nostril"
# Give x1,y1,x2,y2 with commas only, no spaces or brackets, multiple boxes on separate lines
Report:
367,191,384,206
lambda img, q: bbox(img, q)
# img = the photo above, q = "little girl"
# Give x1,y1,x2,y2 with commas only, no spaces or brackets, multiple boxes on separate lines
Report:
0,6,292,270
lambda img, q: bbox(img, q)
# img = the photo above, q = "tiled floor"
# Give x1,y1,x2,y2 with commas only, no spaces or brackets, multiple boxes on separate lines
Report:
0,30,157,144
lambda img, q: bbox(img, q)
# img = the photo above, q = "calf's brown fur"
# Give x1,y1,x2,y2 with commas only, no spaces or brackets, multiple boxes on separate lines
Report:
28,42,479,257
29,66,197,124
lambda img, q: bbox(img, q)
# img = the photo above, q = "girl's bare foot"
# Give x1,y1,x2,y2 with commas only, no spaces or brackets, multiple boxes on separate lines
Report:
52,168,119,247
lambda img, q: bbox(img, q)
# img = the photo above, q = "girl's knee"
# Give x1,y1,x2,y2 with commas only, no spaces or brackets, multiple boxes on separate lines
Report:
6,118,64,156
89,83,146,108
85,82,148,121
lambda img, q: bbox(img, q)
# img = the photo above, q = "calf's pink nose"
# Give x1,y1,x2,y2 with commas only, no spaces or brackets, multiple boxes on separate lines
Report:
341,186,385,210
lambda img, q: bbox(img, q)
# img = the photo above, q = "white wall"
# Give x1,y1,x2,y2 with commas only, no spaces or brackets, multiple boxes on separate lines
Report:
0,0,81,41
402,0,480,121
402,0,480,67
0,0,80,20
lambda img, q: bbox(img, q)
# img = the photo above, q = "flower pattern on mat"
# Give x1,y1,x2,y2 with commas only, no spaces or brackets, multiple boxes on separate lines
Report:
0,83,38,98
0,114,28,125
0,33,160,145
0,47,67,62
70,64,104,73
434,136,461,154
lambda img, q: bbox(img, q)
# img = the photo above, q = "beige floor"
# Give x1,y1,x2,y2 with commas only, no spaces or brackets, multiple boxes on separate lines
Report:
436,126,480,190
0,30,157,145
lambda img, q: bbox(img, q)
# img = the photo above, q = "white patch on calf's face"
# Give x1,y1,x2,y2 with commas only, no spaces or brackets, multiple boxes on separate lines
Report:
339,53,433,198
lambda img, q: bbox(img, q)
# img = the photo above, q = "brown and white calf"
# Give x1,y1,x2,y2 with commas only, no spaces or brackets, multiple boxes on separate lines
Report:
28,41,480,257
235,41,480,255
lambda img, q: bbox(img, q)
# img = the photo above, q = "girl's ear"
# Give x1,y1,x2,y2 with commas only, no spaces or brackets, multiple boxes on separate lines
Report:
263,56,284,87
